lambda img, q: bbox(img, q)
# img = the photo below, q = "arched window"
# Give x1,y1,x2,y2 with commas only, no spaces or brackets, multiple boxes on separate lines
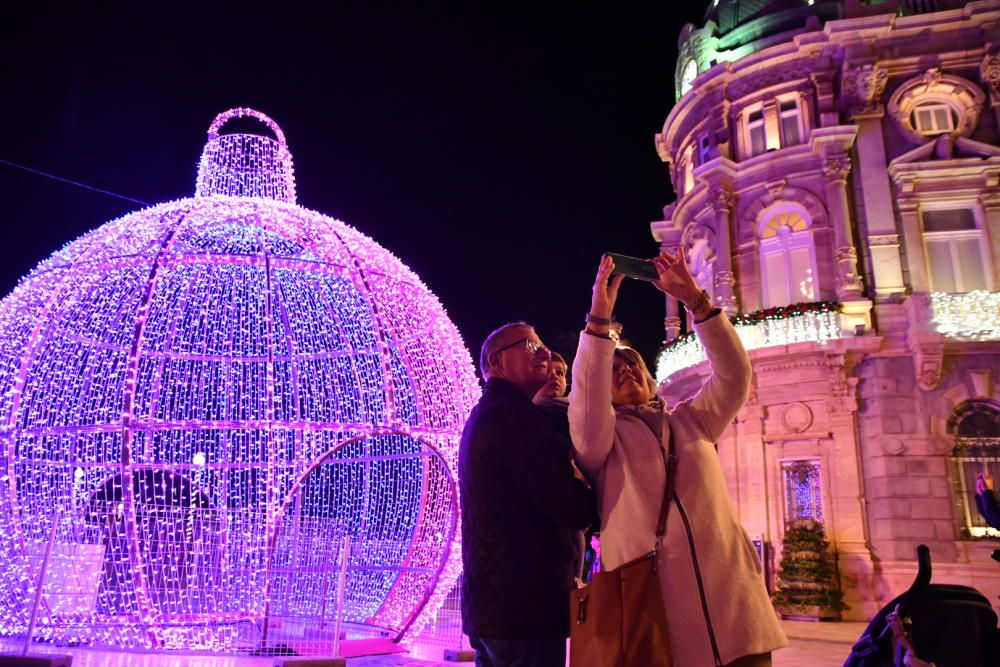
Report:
680,58,698,96
951,402,1000,538
680,144,695,194
758,207,818,308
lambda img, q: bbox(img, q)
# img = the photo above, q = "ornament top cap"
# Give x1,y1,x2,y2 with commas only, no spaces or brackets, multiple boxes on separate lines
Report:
195,107,297,204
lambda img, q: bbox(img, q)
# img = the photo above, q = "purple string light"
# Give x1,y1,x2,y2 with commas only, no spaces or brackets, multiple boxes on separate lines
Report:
0,108,480,651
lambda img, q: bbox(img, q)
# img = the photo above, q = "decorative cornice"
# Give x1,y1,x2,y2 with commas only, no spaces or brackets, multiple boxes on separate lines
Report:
727,63,814,102
980,193,1000,210
868,234,900,246
755,358,828,374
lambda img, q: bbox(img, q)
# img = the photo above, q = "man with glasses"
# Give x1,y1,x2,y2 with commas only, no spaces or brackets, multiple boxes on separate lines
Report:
459,322,596,667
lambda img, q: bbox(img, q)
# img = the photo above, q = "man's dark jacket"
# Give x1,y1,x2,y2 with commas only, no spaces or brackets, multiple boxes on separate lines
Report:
459,377,596,639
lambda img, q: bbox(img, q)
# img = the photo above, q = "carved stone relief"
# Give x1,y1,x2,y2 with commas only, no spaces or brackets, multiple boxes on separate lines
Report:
842,64,888,116
822,156,852,183
982,53,1000,98
781,402,814,433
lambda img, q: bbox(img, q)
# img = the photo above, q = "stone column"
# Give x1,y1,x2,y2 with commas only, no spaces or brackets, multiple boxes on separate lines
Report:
811,67,839,127
710,186,738,316
981,54,1000,130
981,193,1000,289
897,198,929,293
664,296,681,342
825,353,881,620
762,99,781,152
822,154,864,299
843,63,906,299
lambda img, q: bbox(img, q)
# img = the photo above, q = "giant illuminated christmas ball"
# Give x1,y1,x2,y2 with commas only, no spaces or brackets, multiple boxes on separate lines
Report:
0,108,480,652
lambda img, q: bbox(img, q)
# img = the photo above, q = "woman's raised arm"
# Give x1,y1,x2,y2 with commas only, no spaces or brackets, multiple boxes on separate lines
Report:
568,255,622,477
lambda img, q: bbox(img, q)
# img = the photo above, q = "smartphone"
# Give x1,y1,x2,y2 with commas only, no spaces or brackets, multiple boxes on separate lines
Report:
606,252,659,282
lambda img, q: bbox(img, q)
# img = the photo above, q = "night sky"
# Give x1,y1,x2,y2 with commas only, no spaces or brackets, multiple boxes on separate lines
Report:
0,5,707,369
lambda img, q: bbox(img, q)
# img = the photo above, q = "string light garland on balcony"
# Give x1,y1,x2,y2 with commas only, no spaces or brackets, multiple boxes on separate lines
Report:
929,291,1000,341
656,301,842,383
0,108,480,652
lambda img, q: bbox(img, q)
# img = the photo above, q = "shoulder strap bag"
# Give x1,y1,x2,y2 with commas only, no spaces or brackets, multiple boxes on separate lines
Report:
569,427,677,667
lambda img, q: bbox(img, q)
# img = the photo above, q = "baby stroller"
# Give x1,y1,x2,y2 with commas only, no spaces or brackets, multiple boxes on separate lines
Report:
843,545,999,666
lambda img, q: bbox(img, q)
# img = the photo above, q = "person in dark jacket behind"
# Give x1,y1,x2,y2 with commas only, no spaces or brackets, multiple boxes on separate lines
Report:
975,473,1000,529
532,351,588,585
460,322,596,667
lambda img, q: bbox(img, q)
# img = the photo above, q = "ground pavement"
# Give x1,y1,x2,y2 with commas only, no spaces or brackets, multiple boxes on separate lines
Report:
2,620,866,666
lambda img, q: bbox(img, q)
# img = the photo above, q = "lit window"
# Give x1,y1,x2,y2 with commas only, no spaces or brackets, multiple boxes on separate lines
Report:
698,133,712,165
951,403,1000,538
681,144,695,193
680,58,698,96
922,207,992,293
743,97,804,158
747,108,766,157
783,460,823,524
779,98,801,147
760,209,817,307
912,102,956,136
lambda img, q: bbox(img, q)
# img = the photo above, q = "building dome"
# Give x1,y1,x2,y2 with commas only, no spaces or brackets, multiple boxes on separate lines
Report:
675,0,968,99
0,108,480,652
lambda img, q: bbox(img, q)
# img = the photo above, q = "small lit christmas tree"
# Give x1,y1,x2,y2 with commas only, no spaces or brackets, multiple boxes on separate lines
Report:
772,519,846,620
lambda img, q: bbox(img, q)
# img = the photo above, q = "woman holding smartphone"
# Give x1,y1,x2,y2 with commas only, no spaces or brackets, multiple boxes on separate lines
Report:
568,252,787,667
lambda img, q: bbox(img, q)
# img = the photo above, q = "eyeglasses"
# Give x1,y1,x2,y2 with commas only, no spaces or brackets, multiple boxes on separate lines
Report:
494,337,550,357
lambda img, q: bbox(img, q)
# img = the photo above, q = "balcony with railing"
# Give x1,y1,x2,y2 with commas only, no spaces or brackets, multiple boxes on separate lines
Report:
928,291,1000,341
655,301,843,384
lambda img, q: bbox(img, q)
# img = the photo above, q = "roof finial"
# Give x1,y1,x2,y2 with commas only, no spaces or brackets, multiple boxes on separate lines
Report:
195,108,296,203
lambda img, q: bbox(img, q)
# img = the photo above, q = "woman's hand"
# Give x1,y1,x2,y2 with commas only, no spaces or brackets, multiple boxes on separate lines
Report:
589,255,624,333
652,251,702,307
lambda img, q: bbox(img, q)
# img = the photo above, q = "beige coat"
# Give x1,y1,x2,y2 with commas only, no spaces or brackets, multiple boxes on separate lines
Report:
569,315,787,666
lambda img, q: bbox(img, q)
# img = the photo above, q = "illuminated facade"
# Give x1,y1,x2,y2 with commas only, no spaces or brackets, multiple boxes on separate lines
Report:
655,0,1000,619
0,108,480,651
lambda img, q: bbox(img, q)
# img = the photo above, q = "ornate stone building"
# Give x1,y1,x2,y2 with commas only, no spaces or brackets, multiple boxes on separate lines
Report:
654,0,1000,619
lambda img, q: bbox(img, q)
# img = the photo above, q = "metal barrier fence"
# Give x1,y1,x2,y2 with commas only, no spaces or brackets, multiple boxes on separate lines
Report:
410,575,469,660
2,506,462,657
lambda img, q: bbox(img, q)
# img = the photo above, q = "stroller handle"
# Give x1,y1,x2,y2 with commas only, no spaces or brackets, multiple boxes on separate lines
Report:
911,544,932,593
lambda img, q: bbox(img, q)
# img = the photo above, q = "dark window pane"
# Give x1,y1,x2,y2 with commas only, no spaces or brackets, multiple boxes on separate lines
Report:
923,208,976,232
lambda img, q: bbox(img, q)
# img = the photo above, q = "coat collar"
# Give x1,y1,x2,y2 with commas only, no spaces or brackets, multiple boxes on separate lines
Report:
483,377,533,402
615,403,664,441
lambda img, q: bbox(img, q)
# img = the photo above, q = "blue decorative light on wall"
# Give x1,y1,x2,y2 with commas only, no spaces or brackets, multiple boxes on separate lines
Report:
782,459,823,524
0,108,480,652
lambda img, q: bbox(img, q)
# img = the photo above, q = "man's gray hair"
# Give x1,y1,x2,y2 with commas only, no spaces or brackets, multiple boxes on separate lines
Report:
479,321,533,378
